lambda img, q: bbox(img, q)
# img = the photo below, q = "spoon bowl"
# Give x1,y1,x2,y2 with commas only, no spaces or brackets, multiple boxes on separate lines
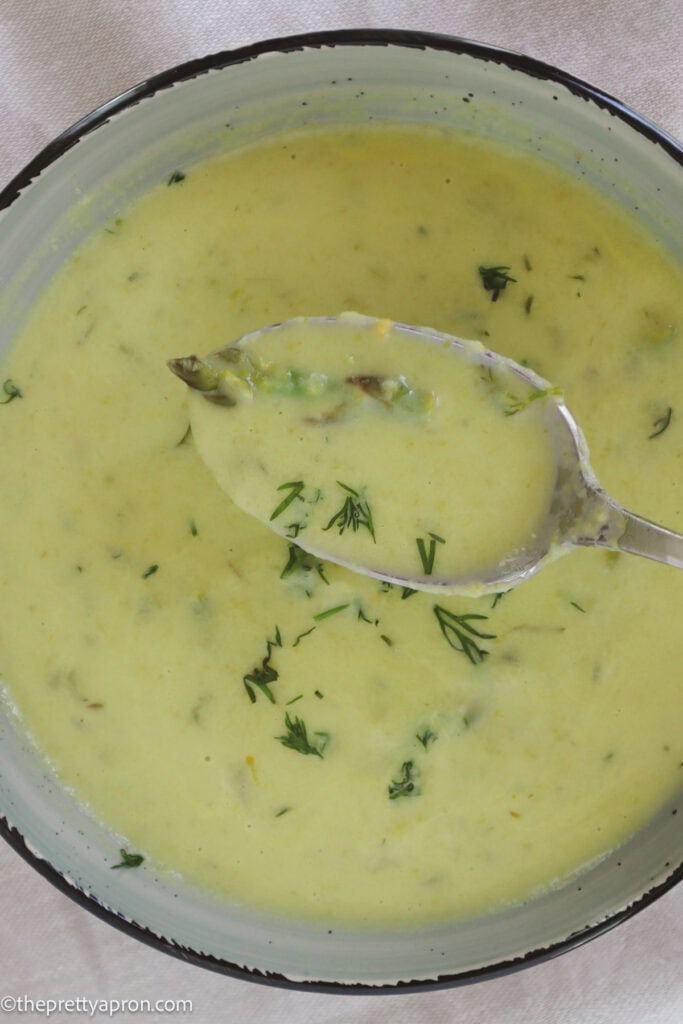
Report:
169,314,683,595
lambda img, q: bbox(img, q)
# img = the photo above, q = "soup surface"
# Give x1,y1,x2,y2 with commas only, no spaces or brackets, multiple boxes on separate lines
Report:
0,126,681,926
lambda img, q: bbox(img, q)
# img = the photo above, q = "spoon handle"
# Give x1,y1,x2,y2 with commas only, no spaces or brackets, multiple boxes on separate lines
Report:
576,490,683,569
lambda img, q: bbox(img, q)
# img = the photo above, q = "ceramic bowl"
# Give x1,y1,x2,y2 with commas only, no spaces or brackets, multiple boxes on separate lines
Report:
0,29,681,992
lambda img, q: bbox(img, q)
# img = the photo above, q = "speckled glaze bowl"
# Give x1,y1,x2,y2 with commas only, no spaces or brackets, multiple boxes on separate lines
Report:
0,29,681,992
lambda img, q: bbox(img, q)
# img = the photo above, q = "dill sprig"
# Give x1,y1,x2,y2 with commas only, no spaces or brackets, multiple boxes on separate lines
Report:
649,407,672,439
0,379,22,405
175,424,192,447
433,605,495,664
276,712,329,758
313,603,349,622
324,482,375,541
243,627,282,703
416,532,445,575
111,848,144,870
271,481,305,522
388,760,418,799
478,265,517,301
416,728,437,749
280,543,329,584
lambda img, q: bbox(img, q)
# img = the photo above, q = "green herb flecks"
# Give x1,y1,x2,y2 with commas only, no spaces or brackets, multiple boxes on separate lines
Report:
276,712,329,758
142,564,159,579
280,543,329,584
416,533,445,575
243,627,282,704
569,600,586,613
313,603,349,622
478,265,517,301
433,605,495,664
324,482,375,541
649,407,672,439
380,580,417,600
188,519,198,537
0,379,22,405
491,591,507,609
416,728,437,749
168,170,186,185
175,424,192,447
271,481,305,522
388,760,418,799
292,626,316,647
111,848,144,870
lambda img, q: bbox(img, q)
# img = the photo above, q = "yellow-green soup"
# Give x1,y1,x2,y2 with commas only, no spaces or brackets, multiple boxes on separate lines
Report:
0,126,681,926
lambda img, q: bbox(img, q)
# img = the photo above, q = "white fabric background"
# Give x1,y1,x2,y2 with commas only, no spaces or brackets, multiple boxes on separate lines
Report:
0,2,681,1021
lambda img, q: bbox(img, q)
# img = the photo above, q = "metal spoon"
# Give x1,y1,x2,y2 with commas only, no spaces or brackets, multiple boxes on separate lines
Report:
169,314,683,595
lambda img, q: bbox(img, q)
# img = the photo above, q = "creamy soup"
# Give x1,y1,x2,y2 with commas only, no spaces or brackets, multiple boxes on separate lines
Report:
0,126,681,927
174,314,559,588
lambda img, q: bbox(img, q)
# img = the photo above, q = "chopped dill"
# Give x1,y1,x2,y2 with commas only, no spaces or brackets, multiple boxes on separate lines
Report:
388,760,418,799
416,728,437,749
416,532,445,575
280,543,328,583
478,265,517,301
569,600,586,613
175,424,192,447
111,848,144,870
142,564,159,579
271,481,305,522
649,407,672,439
491,591,507,609
276,712,328,757
313,603,349,622
380,634,393,646
243,627,282,704
433,605,495,664
324,481,375,541
0,379,22,405
292,626,316,647
167,170,186,185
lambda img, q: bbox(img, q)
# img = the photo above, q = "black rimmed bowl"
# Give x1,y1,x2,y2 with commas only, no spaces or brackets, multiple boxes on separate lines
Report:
0,29,681,992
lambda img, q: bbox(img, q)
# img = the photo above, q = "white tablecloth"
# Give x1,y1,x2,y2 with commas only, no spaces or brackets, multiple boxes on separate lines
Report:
1,2,681,1021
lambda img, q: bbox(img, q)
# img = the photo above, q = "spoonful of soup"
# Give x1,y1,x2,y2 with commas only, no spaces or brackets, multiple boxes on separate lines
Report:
168,312,683,596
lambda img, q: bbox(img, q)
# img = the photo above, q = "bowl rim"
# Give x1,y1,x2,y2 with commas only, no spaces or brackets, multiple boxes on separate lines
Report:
0,26,681,994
